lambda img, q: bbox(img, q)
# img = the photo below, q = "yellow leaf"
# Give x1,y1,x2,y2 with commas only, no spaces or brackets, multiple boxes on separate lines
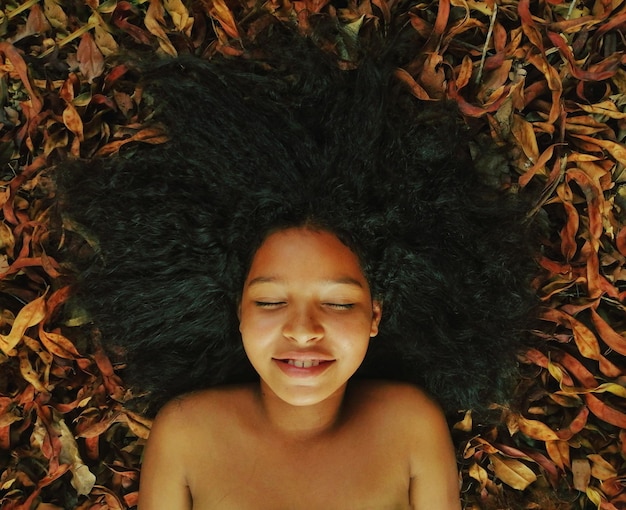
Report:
94,23,119,57
453,410,472,432
578,101,626,120
145,0,178,57
468,463,489,490
122,410,152,439
588,454,617,480
517,414,560,441
62,103,84,141
511,114,539,163
39,330,81,359
489,453,537,490
0,294,47,355
43,0,68,31
18,349,48,393
165,0,193,34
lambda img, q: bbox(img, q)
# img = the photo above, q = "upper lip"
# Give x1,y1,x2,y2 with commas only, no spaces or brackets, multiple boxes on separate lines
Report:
274,351,335,361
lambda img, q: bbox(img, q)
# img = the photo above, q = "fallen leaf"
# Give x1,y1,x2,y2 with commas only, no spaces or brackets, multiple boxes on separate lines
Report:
573,458,591,491
489,453,537,490
0,294,47,355
77,32,104,83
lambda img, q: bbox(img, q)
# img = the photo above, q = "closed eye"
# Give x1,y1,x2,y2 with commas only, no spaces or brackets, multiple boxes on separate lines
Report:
255,301,286,308
324,303,355,310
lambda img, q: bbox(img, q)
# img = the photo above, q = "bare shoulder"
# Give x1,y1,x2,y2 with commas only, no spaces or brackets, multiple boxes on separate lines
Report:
350,379,446,423
150,384,257,441
350,381,460,509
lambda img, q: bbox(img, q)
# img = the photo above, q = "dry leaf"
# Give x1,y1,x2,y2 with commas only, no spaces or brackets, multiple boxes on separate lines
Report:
489,453,538,490
77,32,104,83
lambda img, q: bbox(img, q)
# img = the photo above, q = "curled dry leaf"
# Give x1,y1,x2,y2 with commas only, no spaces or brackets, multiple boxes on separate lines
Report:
0,293,47,355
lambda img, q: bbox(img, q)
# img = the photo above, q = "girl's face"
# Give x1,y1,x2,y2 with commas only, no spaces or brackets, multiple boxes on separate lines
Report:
239,227,382,407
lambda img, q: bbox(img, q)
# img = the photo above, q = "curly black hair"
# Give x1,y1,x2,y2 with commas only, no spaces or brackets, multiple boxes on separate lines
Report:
56,31,539,417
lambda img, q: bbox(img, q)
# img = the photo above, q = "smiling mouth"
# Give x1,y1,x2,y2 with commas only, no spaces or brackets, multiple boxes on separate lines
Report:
285,359,321,368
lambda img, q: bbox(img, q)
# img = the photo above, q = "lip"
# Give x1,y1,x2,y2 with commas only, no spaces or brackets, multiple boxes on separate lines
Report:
273,358,335,378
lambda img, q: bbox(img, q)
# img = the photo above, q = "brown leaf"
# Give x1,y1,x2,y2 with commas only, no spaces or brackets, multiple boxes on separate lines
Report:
77,32,104,83
573,458,591,491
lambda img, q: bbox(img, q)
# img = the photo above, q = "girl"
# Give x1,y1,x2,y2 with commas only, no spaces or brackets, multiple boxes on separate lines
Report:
57,30,536,509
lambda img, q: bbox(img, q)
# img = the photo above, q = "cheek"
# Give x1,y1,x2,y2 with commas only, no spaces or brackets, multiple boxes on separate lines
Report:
239,308,277,345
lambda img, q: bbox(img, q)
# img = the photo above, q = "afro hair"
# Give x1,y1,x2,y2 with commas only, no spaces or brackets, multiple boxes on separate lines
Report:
56,32,539,417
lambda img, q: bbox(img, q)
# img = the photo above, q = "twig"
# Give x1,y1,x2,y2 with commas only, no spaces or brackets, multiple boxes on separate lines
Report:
475,3,498,85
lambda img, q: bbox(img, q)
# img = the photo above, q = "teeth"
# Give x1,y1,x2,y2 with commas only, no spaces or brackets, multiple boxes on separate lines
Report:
286,359,321,368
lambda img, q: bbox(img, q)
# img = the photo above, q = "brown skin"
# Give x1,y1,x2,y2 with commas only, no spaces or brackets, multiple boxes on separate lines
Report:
138,229,461,509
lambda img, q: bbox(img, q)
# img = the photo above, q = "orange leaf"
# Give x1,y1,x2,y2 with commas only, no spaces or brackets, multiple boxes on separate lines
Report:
95,127,169,156
205,0,240,39
547,31,620,81
556,406,589,440
573,134,626,167
519,144,555,187
585,394,626,428
590,309,626,356
395,68,432,100
556,181,579,261
546,440,570,471
0,42,43,115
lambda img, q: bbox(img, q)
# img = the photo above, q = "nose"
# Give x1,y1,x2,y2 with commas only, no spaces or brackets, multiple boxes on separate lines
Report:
282,304,324,344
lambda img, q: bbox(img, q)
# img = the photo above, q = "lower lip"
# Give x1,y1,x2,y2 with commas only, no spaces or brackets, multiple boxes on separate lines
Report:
274,359,334,378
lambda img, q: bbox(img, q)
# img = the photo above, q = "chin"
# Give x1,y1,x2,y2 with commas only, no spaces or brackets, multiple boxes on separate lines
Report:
273,384,345,407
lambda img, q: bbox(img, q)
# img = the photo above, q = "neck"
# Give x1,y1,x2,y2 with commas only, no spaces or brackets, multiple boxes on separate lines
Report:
255,381,347,441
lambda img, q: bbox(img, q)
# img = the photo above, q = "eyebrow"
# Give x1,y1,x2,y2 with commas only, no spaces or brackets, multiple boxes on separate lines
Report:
246,276,364,288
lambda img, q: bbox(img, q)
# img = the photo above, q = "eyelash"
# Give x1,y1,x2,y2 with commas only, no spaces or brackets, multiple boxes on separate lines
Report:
255,301,285,308
254,302,354,310
326,303,355,310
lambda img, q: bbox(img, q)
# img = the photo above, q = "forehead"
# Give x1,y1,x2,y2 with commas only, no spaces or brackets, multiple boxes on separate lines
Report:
245,227,368,286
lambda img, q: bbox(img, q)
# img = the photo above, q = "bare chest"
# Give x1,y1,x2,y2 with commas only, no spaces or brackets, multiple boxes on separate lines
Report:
186,425,411,510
